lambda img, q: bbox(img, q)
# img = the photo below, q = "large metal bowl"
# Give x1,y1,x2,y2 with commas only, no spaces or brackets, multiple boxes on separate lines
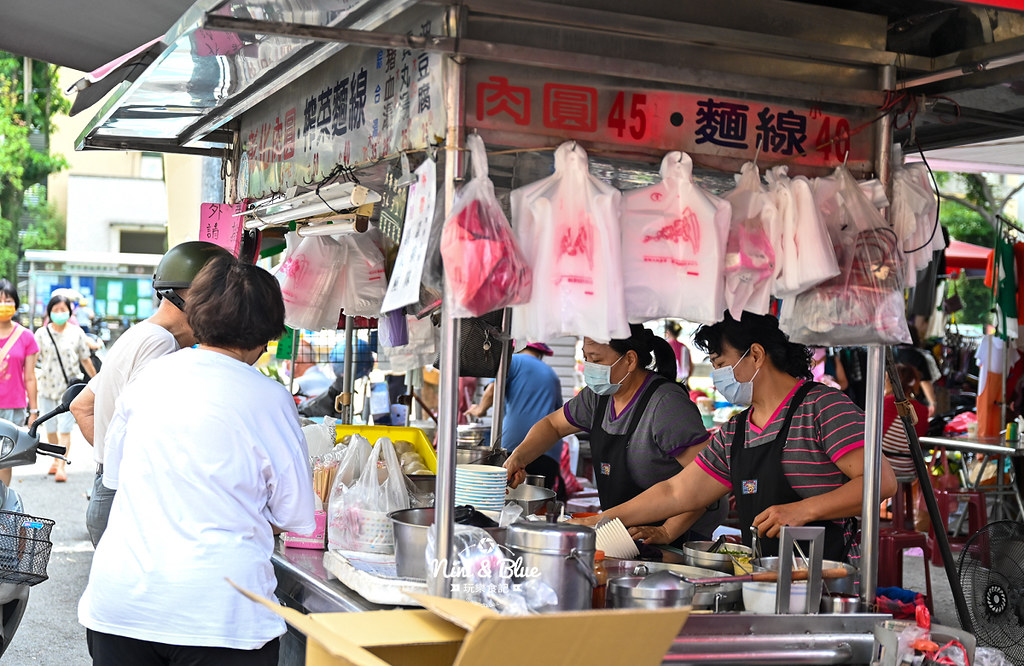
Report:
682,541,753,574
751,556,859,596
505,484,556,514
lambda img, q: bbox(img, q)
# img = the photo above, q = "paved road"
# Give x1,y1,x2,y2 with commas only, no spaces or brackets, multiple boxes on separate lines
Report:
3,430,94,664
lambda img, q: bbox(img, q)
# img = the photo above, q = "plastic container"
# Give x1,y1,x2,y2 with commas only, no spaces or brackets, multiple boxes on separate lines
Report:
282,510,327,550
335,425,437,473
592,550,607,609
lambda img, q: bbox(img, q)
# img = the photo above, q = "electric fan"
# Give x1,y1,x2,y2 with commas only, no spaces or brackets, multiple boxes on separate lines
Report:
958,520,1024,666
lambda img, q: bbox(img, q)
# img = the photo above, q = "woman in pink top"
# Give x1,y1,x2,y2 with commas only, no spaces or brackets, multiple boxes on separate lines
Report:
0,280,40,486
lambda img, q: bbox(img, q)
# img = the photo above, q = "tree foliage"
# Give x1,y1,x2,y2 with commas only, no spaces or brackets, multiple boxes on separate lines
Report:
0,53,69,282
934,171,1020,326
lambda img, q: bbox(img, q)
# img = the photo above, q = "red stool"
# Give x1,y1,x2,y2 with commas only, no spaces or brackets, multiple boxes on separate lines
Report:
929,489,987,566
878,528,934,613
890,479,916,531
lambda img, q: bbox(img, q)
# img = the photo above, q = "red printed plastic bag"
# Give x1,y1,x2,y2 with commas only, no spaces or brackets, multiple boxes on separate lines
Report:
723,162,777,318
275,232,347,331
441,134,532,317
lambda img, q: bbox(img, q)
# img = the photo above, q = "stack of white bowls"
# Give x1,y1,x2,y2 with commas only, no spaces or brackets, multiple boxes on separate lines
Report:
454,464,507,513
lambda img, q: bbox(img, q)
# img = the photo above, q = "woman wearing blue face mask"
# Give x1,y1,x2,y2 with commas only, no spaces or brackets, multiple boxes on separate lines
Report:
504,324,725,546
575,312,897,562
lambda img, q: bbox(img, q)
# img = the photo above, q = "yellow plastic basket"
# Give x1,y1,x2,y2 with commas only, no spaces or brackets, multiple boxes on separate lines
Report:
334,425,437,474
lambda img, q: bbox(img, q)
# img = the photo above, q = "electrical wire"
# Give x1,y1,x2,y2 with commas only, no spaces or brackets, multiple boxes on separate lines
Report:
901,137,942,254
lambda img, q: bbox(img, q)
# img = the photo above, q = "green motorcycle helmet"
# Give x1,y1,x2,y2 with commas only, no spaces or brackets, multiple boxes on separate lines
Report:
153,241,233,311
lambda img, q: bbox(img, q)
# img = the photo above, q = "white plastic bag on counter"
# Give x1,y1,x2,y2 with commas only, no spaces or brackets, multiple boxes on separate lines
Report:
276,232,347,331
337,227,387,318
766,166,839,297
621,151,731,325
440,134,532,318
723,162,777,318
327,437,412,554
780,166,910,345
510,141,629,343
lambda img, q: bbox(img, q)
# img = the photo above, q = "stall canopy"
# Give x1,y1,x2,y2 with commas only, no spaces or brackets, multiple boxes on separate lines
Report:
0,0,191,72
946,238,994,271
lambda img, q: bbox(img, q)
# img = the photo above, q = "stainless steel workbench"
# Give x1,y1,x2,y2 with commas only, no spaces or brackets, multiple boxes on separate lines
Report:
272,541,889,666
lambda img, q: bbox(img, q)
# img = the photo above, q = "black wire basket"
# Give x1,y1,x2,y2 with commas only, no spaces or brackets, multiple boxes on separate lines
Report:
0,511,55,586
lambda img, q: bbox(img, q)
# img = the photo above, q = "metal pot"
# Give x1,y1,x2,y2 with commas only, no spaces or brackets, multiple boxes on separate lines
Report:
607,576,694,609
682,541,753,574
410,419,436,443
456,445,506,466
821,593,860,613
505,484,556,514
524,474,546,488
604,560,742,611
751,557,858,596
457,424,491,446
389,507,507,581
505,521,596,611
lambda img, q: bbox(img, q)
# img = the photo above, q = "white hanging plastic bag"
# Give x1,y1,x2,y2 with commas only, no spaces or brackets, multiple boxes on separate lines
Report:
781,166,911,345
440,134,532,317
337,227,387,318
510,142,629,343
327,437,411,553
722,162,777,318
377,315,436,374
621,151,731,325
766,166,839,297
276,232,347,331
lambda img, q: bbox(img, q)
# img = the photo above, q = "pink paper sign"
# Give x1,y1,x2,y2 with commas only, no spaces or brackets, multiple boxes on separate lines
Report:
199,201,248,255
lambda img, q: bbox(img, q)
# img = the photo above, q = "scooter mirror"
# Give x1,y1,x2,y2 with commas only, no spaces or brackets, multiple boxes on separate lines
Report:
60,383,88,410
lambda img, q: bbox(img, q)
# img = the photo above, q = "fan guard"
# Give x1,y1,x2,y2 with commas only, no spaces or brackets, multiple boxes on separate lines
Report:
958,520,1024,665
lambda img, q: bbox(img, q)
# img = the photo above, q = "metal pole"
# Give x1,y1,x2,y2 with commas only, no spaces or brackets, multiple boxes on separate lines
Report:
860,345,884,608
288,328,299,396
429,4,465,599
341,316,355,425
488,309,513,451
859,62,896,610
23,58,31,110
885,348,973,631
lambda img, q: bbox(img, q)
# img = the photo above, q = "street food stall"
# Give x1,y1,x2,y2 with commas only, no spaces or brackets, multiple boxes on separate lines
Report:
72,0,1024,663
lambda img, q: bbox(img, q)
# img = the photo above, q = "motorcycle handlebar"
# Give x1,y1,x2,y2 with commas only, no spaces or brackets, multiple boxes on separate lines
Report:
36,443,67,456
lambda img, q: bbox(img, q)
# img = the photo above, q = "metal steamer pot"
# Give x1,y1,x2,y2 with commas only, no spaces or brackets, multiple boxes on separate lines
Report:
604,560,743,611
682,541,754,575
505,521,596,611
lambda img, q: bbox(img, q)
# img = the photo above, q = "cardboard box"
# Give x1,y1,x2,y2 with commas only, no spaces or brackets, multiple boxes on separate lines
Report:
231,582,689,666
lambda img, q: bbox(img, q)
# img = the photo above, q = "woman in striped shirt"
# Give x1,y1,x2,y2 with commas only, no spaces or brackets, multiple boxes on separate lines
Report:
576,312,897,562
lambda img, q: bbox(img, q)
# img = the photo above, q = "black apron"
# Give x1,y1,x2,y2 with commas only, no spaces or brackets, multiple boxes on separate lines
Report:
730,381,849,562
591,376,668,511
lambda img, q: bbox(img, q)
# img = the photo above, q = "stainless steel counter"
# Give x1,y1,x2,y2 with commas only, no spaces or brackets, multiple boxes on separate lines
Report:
271,540,889,666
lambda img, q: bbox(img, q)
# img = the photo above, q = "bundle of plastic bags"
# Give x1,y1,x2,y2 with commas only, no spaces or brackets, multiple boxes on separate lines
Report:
723,162,777,318
440,134,532,317
275,232,347,331
327,436,412,553
780,166,911,345
766,165,839,299
511,141,629,343
621,151,731,325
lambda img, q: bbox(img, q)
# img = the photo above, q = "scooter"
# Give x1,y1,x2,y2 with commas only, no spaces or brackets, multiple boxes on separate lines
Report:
0,383,84,658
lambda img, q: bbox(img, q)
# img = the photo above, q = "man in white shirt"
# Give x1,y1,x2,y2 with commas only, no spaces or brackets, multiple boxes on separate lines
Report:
70,241,231,546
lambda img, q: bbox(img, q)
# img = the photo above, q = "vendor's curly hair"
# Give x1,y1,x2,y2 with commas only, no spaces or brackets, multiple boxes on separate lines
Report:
694,312,812,380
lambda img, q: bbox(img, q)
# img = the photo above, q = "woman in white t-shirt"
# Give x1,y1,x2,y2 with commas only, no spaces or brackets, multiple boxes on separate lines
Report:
78,255,314,666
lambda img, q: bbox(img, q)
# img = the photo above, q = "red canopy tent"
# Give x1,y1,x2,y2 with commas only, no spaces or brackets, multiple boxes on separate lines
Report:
945,239,992,271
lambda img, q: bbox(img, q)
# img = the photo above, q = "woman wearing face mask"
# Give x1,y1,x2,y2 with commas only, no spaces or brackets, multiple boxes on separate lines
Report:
0,280,39,487
575,312,897,562
34,294,98,482
504,324,725,546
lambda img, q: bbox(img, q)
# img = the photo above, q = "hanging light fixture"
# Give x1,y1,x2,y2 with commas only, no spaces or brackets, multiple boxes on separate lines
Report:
240,182,381,229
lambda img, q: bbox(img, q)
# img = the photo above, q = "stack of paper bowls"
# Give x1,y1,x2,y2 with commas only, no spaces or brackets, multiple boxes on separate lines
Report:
454,464,507,513
595,518,640,559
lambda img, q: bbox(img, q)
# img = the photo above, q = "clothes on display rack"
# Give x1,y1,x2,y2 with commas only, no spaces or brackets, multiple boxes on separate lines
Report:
976,335,1020,439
